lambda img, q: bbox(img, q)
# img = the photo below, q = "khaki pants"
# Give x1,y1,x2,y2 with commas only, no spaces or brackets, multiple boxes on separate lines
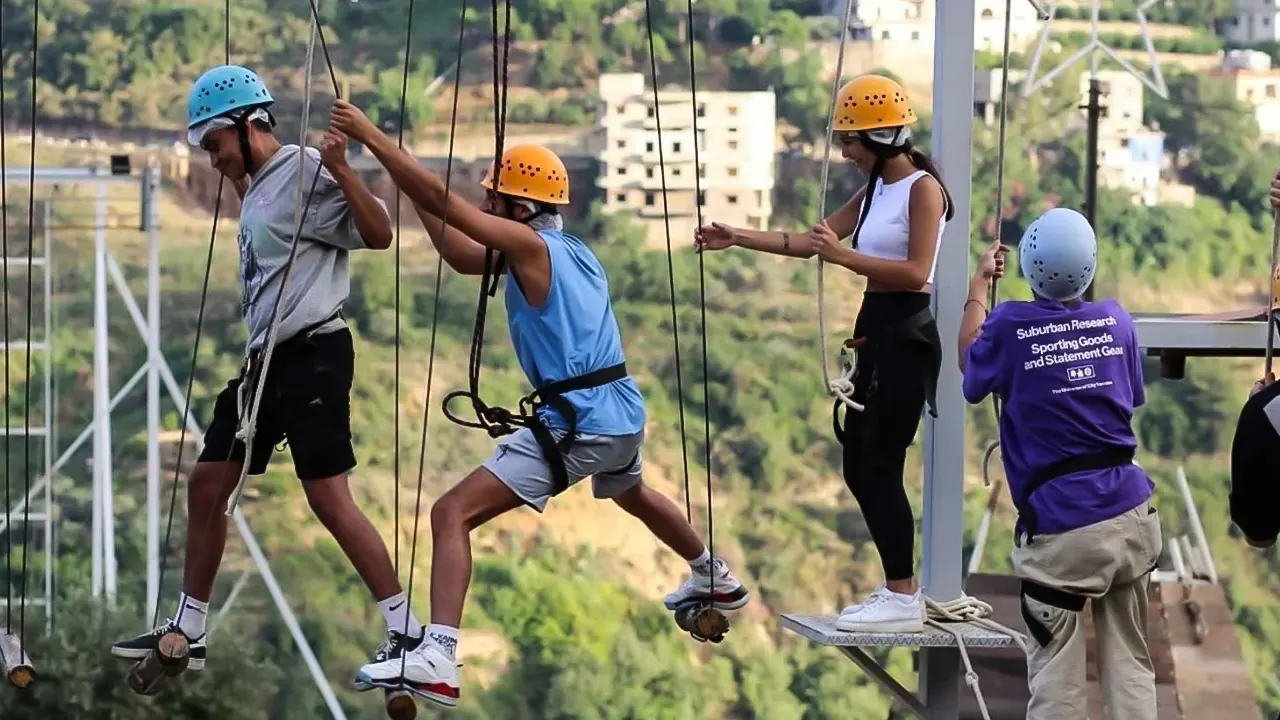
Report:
1013,500,1163,720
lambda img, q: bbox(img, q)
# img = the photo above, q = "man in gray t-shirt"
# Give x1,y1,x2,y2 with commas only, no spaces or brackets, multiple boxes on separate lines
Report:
112,68,423,712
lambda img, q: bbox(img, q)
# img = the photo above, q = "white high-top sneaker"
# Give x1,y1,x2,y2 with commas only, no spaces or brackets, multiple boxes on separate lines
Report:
357,640,460,708
663,557,751,611
835,588,925,633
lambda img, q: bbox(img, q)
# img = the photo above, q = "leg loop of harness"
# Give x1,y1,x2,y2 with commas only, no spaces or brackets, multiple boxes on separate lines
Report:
1019,580,1087,649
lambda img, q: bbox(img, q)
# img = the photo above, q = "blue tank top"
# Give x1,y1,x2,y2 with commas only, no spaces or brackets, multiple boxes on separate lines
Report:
503,229,647,436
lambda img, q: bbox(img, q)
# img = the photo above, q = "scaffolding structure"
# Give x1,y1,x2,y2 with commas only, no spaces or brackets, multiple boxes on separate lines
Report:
0,164,345,718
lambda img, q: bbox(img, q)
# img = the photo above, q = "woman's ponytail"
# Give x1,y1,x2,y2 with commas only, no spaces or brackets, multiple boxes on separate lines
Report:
907,148,955,221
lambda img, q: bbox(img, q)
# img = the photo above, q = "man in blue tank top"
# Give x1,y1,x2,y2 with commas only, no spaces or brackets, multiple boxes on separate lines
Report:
329,102,750,708
959,208,1162,720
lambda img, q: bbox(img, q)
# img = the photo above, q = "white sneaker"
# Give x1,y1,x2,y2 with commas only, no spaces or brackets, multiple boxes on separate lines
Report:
835,588,925,633
839,583,890,615
663,557,751,611
356,641,460,708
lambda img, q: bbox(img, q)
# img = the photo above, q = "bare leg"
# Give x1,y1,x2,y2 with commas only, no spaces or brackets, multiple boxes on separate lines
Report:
612,482,706,560
182,461,244,602
428,467,525,627
303,473,402,600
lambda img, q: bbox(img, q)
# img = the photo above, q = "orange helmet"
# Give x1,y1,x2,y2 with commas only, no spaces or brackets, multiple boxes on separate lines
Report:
832,74,917,133
480,143,570,205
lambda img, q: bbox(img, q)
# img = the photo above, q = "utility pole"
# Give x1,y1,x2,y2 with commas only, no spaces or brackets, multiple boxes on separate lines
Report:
1082,77,1102,301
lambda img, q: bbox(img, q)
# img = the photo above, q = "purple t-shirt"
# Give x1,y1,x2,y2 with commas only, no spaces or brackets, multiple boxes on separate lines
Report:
963,297,1154,535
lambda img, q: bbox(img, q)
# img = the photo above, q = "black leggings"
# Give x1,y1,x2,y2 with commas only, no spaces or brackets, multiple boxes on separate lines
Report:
839,291,939,582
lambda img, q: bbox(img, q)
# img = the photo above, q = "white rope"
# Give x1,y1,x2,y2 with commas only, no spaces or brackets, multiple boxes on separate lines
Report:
830,341,864,412
816,0,856,398
225,11,322,516
1265,209,1279,378
924,594,1029,720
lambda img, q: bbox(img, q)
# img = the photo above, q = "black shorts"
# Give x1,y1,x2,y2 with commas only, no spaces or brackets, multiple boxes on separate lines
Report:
198,327,357,480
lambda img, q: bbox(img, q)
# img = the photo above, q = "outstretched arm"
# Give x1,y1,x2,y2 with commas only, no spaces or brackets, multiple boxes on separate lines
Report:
697,188,866,258
331,101,545,262
319,133,394,249
412,203,498,276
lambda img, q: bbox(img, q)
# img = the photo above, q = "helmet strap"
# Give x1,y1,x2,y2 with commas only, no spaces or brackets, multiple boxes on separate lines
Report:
229,106,275,178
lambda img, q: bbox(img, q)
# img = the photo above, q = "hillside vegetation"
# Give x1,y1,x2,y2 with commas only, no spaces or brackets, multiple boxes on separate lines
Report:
0,0,1277,718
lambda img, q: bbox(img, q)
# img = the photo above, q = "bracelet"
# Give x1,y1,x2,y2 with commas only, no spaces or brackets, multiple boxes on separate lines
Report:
964,298,988,315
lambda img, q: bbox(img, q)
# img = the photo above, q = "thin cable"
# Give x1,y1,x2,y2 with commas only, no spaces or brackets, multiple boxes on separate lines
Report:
18,0,39,652
980,0,1017,489
401,0,467,671
816,0,856,396
1266,210,1279,379
151,2,233,630
390,0,418,577
641,0,693,523
682,0,715,593
0,0,10,638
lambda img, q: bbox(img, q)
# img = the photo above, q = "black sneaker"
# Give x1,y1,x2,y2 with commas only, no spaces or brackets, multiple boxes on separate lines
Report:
354,630,424,691
110,620,207,671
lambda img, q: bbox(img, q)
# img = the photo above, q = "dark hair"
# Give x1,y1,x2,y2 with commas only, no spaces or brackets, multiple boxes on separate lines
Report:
906,147,955,221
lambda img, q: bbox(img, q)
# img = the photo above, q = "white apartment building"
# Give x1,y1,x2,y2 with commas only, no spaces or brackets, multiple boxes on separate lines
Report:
1222,0,1280,45
594,73,776,247
1081,70,1146,137
847,0,1040,52
1212,55,1280,141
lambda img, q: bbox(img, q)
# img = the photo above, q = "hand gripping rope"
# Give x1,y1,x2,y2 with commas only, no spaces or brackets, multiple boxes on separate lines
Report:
817,0,861,414
979,0,1020,490
0,0,40,689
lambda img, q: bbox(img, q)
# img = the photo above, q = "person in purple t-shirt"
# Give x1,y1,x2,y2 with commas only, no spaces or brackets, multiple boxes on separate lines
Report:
959,208,1163,720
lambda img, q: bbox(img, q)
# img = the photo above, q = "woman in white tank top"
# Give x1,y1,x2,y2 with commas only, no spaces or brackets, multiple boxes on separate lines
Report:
694,74,952,633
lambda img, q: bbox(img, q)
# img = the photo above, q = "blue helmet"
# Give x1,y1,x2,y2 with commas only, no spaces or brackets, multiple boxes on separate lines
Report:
1018,208,1097,302
187,65,274,129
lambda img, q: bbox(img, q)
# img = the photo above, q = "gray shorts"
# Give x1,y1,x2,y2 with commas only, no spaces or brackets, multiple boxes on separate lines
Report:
482,427,644,512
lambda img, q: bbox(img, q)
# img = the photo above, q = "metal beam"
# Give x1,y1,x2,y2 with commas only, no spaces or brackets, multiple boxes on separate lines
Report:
920,1,976,717
0,167,143,185
1134,314,1268,354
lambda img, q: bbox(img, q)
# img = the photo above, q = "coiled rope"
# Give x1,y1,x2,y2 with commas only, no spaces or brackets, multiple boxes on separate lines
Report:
924,594,1029,720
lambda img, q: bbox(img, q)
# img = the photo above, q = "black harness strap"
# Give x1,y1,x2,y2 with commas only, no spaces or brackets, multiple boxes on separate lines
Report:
1017,445,1136,544
1020,579,1087,648
444,362,629,496
833,307,940,444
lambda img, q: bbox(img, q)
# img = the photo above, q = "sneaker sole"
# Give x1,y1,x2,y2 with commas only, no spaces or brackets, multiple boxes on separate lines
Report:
404,681,460,709
665,586,751,612
110,646,206,671
833,618,925,634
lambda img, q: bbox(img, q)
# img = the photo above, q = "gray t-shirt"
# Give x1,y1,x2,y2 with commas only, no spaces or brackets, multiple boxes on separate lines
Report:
236,144,386,353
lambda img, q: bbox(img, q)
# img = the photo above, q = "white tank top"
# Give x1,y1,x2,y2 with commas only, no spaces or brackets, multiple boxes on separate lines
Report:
854,169,946,285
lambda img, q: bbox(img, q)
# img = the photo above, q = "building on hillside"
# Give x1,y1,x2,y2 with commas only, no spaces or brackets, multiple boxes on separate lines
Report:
592,73,776,247
1211,53,1280,141
973,68,1028,125
843,0,1039,52
1082,70,1146,137
1222,0,1280,45
1099,129,1165,206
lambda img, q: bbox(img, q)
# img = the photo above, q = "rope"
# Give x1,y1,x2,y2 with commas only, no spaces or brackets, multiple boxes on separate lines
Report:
400,0,468,666
1265,209,1279,379
152,0,233,630
0,0,11,639
224,1,345,516
979,0,1018,489
816,0,856,399
390,0,419,578
640,0,695,525
17,0,39,655
924,594,1029,720
682,0,718,599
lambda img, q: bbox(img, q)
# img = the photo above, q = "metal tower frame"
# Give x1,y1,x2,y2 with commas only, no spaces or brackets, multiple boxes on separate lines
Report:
0,165,346,718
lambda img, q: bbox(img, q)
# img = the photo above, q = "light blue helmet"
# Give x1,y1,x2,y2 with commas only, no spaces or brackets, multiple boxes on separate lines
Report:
186,65,274,130
1018,207,1097,302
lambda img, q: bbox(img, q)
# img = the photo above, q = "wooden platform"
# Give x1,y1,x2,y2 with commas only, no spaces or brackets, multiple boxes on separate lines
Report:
780,613,1019,649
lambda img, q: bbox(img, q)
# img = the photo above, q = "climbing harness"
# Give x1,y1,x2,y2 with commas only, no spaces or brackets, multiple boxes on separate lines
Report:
830,309,941,445
924,594,1028,720
1015,446,1135,545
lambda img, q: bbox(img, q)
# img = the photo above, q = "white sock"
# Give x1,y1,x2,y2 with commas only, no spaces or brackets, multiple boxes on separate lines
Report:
428,624,459,660
175,593,208,638
689,549,712,573
378,593,423,638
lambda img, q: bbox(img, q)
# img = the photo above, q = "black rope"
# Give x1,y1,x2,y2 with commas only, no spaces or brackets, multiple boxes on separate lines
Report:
151,0,232,631
682,0,717,593
18,0,40,652
390,1,419,578
401,0,468,671
0,0,10,639
640,0,693,524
